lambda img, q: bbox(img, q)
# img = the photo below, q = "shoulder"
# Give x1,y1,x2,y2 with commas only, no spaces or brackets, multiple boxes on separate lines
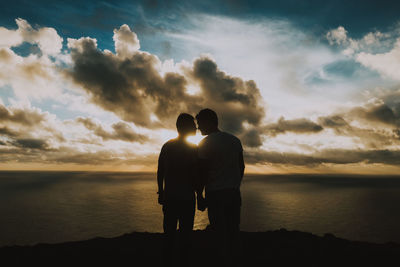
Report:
161,139,178,150
187,142,197,150
198,135,209,147
221,131,241,142
221,132,243,149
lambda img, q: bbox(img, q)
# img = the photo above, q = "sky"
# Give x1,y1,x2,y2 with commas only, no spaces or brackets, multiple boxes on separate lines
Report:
0,0,400,173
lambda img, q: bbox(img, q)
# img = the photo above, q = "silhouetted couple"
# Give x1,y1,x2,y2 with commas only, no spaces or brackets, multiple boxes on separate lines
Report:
157,108,245,266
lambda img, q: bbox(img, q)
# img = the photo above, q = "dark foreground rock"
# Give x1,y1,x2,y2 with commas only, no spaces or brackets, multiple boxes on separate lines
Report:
1,229,399,266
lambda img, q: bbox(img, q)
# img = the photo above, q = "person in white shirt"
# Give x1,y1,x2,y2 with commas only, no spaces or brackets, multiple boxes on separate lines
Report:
195,108,245,266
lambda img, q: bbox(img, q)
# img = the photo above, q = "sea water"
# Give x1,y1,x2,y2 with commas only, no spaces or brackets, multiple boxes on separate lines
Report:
1,171,400,247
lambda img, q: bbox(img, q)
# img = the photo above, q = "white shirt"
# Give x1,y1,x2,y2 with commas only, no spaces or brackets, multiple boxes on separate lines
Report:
198,131,243,192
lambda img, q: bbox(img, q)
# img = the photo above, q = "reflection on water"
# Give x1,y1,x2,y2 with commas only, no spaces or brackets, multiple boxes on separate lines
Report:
241,175,400,244
1,172,400,246
0,171,208,247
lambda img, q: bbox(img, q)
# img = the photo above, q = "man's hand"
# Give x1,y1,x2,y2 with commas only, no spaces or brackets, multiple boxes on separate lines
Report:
197,195,207,211
158,191,164,205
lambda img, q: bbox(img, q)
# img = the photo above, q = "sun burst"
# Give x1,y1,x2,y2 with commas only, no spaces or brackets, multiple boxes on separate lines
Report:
187,133,204,145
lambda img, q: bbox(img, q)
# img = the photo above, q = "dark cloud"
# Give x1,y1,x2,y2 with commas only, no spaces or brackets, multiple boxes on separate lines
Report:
245,95,400,166
0,147,43,162
67,29,265,146
190,57,265,136
350,103,400,127
0,126,18,137
0,104,66,149
0,104,46,126
264,117,323,136
12,138,48,150
318,115,348,128
111,122,149,142
240,128,263,147
394,129,400,139
246,149,400,166
76,117,149,143
67,36,201,129
317,97,400,149
319,114,399,149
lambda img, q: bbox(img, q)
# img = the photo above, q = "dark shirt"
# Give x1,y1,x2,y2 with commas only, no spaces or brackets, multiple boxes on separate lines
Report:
158,138,199,201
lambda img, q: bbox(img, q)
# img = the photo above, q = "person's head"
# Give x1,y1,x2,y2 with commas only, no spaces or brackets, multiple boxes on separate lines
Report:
195,108,219,135
176,113,196,137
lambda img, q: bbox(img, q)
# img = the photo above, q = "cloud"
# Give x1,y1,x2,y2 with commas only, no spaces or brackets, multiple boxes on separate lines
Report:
66,25,266,146
317,96,400,149
169,15,341,122
326,26,348,45
189,56,265,136
1,16,400,171
0,18,63,55
111,122,149,142
0,103,46,126
76,117,149,143
12,138,48,149
49,149,158,166
0,126,17,137
326,25,400,79
0,26,22,47
319,115,398,149
0,19,67,101
0,47,63,100
113,24,141,58
264,117,323,136
326,25,393,57
350,102,400,126
318,115,348,128
0,144,157,167
240,128,263,147
0,103,65,149
0,104,155,166
356,39,400,81
245,149,400,166
67,36,190,128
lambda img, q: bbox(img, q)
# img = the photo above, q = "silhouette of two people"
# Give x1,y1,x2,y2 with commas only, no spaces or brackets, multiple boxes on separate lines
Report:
157,109,245,266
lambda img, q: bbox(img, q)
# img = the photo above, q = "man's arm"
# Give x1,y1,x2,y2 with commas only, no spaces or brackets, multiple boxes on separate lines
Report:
197,158,208,192
239,150,245,179
157,145,166,205
195,158,208,211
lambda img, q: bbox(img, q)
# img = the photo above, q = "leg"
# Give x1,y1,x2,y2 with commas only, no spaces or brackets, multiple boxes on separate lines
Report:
226,189,242,266
207,190,229,266
206,191,217,231
163,202,178,266
177,199,195,266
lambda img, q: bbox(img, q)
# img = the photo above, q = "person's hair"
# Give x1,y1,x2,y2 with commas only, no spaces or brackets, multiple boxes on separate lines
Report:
176,113,195,134
195,108,218,126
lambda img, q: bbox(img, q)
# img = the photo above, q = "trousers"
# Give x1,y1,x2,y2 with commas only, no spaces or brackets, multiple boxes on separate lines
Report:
206,188,242,266
162,198,195,266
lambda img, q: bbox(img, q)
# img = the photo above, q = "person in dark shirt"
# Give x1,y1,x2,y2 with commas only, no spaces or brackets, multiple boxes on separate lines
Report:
157,113,204,266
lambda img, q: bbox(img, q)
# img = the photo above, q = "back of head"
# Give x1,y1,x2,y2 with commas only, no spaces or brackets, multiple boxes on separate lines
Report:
195,108,218,127
176,113,196,136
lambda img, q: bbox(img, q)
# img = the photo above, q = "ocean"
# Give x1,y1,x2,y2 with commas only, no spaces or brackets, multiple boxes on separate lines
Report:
1,171,400,247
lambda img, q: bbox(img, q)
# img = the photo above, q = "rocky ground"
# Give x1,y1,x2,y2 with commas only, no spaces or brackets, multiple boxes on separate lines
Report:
1,229,399,266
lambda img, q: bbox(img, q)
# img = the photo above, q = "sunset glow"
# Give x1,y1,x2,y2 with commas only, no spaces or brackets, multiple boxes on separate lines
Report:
187,133,205,145
0,1,399,173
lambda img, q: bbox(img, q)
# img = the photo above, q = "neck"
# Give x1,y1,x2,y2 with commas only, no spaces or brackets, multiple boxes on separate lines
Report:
178,134,187,140
208,127,220,135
